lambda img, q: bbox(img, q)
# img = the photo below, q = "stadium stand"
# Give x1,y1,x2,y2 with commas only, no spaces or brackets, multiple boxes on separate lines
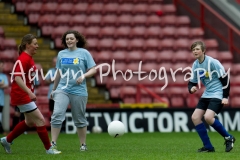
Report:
0,0,239,118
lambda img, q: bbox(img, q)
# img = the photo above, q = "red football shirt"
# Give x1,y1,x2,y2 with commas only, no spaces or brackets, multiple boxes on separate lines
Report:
10,52,37,106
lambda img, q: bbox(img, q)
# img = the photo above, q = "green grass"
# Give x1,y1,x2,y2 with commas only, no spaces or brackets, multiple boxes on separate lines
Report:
0,131,239,160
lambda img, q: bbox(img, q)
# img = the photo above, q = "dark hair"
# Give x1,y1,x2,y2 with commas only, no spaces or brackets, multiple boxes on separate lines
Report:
0,60,4,64
61,30,87,49
18,34,37,55
190,41,206,53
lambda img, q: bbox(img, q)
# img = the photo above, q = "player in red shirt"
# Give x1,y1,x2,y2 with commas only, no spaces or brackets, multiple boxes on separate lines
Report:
0,34,61,154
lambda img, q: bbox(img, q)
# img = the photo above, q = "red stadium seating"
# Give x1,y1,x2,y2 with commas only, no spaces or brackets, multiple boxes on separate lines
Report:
25,2,42,15
15,1,27,12
112,51,127,63
102,3,119,15
0,50,18,61
186,94,199,108
204,39,219,50
13,0,237,108
71,3,88,15
85,26,101,38
231,97,240,108
117,3,133,15
56,3,74,15
114,26,131,38
101,15,118,27
175,27,190,38
51,26,69,39
176,16,191,27
85,14,102,26
162,4,176,15
2,38,17,50
170,96,185,108
3,62,14,73
97,51,113,64
158,51,174,63
174,50,190,63
230,86,240,97
148,4,163,15
38,14,56,27
161,27,175,38
129,38,145,51
54,14,71,26
174,38,190,51
69,14,87,26
113,39,129,51
130,26,146,39
132,4,149,15
144,38,161,51
41,25,54,36
127,51,143,63
218,51,233,63
36,86,49,96
190,28,204,39
145,26,162,38
40,2,58,15
117,15,132,26
98,38,114,51
160,39,175,50
99,26,116,39
231,63,240,75
87,3,104,14
87,38,99,51
143,51,158,63
28,13,40,24
146,15,161,26
120,86,137,103
54,38,63,49
107,75,125,98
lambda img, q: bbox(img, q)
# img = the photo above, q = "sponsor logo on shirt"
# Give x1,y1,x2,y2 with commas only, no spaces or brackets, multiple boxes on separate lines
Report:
199,71,209,79
62,58,79,65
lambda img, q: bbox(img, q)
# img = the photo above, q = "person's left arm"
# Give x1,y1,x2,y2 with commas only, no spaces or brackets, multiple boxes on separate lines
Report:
76,51,97,84
219,74,230,105
211,60,230,105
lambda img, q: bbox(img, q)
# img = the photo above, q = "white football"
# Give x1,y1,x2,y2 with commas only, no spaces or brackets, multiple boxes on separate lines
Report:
108,120,125,138
92,126,102,133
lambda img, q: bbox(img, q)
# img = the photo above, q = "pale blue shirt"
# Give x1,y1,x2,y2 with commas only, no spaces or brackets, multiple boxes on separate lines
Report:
46,68,57,99
190,55,225,100
56,48,96,96
0,73,8,106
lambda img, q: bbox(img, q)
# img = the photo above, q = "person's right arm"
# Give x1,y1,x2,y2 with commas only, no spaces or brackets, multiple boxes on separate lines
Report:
188,81,197,94
15,76,36,101
188,62,198,94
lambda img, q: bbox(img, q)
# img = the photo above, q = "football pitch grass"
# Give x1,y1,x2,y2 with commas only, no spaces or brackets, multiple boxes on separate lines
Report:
0,131,239,160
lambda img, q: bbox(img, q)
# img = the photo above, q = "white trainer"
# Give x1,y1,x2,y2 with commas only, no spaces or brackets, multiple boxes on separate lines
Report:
1,137,11,154
80,144,87,151
46,145,62,154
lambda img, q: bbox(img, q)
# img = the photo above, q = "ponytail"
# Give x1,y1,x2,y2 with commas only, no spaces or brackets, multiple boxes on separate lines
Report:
18,45,24,55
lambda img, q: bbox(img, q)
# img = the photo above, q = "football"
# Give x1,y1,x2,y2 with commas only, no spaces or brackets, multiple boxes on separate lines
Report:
107,120,125,138
92,126,102,133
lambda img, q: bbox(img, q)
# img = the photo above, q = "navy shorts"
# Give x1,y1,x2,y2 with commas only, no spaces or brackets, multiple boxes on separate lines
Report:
196,98,223,114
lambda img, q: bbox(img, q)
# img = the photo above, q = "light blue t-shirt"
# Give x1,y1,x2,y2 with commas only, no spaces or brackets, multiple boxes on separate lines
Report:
46,68,57,99
56,48,96,96
0,73,9,106
190,55,226,100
